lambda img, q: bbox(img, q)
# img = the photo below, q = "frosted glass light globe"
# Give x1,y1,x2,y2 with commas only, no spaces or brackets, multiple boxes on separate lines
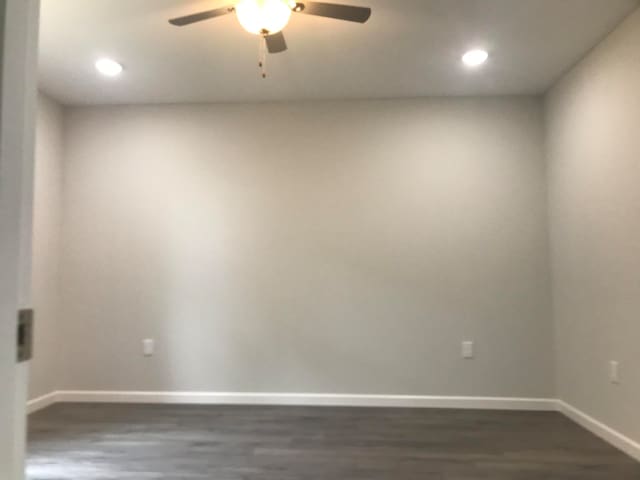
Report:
235,0,293,35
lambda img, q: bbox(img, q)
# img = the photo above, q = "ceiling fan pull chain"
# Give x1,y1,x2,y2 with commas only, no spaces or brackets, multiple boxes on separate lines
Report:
258,34,267,79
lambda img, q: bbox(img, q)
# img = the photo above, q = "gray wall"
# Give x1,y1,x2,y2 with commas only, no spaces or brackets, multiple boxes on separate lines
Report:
546,9,640,442
29,93,64,400
55,97,554,397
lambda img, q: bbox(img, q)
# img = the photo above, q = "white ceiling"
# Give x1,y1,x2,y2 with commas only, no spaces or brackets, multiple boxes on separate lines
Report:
39,0,638,105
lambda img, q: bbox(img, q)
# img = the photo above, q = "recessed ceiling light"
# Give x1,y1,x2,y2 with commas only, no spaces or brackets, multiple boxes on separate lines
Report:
462,49,489,67
95,58,123,77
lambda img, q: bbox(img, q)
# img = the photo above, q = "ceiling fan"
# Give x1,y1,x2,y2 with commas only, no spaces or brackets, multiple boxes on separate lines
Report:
169,0,372,58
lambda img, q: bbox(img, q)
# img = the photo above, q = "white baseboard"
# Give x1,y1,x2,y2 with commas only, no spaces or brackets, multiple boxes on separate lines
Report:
53,390,556,411
557,401,640,462
27,391,58,414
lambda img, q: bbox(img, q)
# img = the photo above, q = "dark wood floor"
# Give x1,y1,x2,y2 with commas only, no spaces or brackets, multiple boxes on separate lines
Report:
27,403,640,480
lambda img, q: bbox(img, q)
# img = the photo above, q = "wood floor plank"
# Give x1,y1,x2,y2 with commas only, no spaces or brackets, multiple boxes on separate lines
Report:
27,403,640,479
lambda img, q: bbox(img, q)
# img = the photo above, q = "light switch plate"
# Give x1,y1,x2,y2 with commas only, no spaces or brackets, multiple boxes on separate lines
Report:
609,361,620,384
143,339,155,357
462,341,474,359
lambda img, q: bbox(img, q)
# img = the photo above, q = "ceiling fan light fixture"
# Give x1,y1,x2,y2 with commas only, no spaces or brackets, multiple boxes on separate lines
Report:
235,0,293,35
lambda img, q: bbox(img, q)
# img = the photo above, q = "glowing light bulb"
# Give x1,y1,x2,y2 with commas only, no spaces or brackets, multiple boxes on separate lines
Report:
235,0,293,35
462,49,489,67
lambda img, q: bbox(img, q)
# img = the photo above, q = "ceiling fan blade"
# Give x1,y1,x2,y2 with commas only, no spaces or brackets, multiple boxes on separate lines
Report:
169,6,234,26
295,2,371,23
265,32,288,54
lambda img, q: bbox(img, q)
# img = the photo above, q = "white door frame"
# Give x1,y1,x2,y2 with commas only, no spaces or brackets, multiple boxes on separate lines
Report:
0,0,40,478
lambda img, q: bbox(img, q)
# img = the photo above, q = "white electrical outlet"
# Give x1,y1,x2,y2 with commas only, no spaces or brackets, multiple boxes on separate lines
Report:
609,361,620,384
143,339,155,357
462,341,474,359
